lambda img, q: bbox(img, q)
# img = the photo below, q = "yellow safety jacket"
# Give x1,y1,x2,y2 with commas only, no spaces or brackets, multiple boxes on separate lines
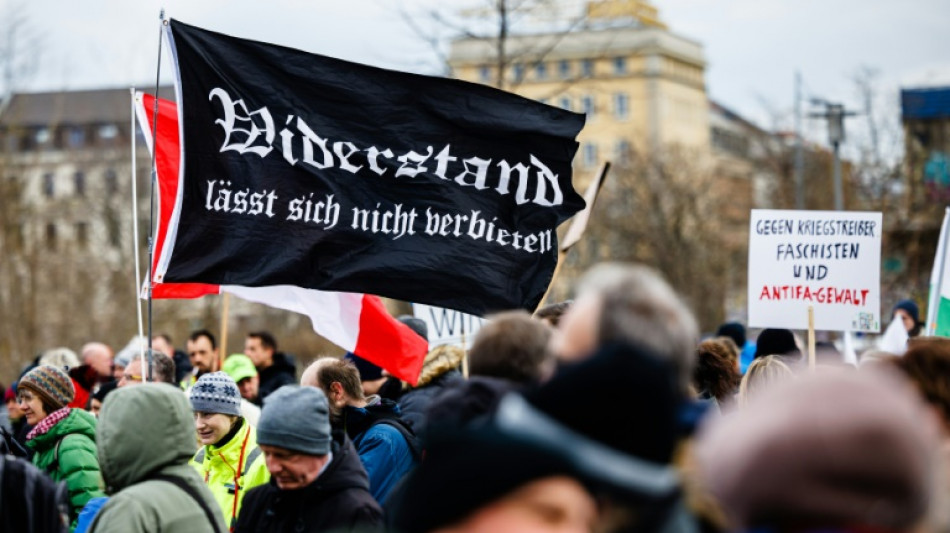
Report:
190,419,270,531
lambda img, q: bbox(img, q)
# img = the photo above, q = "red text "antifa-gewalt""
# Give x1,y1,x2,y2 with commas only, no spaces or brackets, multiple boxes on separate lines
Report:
758,285,870,306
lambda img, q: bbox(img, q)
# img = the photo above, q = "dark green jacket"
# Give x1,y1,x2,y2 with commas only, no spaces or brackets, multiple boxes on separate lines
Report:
90,384,226,533
27,408,105,530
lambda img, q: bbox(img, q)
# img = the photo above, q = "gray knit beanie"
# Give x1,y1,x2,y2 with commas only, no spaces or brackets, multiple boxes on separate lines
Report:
189,371,242,417
257,385,331,456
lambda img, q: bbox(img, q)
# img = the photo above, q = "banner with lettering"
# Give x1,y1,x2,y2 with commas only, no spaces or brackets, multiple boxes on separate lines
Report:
412,303,486,349
158,20,585,316
747,209,882,332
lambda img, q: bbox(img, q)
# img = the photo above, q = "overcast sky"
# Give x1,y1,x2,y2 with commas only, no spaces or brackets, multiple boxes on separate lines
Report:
5,0,949,140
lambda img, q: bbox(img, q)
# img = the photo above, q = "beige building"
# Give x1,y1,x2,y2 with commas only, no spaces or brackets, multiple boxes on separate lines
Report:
448,0,710,185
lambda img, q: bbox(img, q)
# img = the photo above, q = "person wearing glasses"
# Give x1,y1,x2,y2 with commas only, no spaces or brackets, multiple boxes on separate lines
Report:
18,364,105,530
118,350,177,387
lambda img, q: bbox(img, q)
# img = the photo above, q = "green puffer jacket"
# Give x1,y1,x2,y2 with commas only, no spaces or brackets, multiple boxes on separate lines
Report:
90,384,226,533
27,408,105,531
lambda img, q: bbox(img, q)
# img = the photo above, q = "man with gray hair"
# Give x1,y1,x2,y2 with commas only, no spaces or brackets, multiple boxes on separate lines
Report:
118,350,177,387
235,385,381,532
551,262,699,391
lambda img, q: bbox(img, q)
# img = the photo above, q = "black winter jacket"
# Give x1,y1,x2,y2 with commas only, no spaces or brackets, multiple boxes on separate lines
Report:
397,370,463,436
235,431,382,533
257,352,297,403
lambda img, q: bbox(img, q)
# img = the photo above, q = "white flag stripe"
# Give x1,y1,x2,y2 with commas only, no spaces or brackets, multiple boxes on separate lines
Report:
222,285,362,351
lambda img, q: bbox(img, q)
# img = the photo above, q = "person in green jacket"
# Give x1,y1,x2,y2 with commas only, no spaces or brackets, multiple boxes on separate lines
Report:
189,372,269,531
90,384,227,533
18,364,105,531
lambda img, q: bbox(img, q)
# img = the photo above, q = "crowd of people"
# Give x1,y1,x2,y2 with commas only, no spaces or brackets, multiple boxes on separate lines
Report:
1,262,948,532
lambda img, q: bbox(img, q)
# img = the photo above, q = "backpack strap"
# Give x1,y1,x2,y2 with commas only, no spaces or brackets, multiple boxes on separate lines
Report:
371,419,424,461
151,474,223,533
194,448,206,464
45,434,73,475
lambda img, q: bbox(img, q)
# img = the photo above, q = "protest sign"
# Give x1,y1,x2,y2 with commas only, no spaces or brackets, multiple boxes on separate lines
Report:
748,209,882,332
158,20,585,317
412,303,486,349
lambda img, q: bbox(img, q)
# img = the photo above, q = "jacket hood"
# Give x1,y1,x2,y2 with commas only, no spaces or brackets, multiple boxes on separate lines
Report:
407,347,465,390
342,398,402,440
97,384,198,492
28,408,97,451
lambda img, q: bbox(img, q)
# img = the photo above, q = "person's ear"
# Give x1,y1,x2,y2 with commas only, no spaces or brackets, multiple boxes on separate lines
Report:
330,382,345,404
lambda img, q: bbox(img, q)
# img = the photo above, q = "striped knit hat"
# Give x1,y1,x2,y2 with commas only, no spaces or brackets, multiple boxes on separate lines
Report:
19,365,75,410
189,371,242,417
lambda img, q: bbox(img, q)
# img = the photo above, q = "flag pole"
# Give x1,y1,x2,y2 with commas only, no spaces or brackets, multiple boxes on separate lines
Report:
534,162,611,312
130,89,145,363
460,319,469,379
219,293,230,371
927,207,950,335
807,306,816,372
535,250,566,312
145,9,166,381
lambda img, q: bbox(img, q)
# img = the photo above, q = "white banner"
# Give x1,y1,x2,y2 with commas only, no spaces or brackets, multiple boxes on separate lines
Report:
747,209,882,332
412,303,486,349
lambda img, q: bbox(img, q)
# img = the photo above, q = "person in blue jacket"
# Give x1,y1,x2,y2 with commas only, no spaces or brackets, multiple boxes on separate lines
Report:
716,321,756,374
301,358,418,505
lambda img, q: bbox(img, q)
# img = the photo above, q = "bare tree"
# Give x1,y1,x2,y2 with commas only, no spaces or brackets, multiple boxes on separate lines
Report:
558,145,732,330
396,0,595,91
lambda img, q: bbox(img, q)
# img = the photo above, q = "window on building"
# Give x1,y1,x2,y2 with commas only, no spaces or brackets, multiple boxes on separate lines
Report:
107,216,121,248
99,124,118,142
479,65,491,83
46,223,57,250
613,56,627,75
35,128,50,146
511,63,524,82
3,131,18,152
9,224,24,250
558,96,572,111
76,222,88,247
67,127,85,148
582,143,598,169
614,93,629,120
43,172,54,198
74,171,86,196
581,95,595,118
105,169,118,196
615,139,632,165
535,62,547,80
581,59,594,78
558,59,570,79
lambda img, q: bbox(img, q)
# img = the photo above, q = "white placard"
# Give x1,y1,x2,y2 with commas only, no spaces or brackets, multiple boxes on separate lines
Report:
412,303,486,349
748,209,882,332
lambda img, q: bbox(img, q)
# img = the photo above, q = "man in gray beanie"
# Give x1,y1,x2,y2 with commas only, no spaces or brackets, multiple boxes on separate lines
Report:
234,385,382,532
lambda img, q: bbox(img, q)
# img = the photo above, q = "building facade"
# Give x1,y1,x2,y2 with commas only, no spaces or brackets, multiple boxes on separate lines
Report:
448,0,709,185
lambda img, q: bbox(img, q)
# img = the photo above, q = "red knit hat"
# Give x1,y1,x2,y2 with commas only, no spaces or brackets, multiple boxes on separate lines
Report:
18,365,75,410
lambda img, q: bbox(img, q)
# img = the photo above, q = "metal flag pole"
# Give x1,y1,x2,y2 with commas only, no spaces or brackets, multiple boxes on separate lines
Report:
927,207,950,335
130,89,145,362
145,9,166,381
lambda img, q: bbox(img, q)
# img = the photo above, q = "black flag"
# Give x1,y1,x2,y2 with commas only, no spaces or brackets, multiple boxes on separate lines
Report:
160,19,585,316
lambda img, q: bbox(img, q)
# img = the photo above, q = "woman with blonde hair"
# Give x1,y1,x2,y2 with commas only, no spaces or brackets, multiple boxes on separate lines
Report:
738,355,794,408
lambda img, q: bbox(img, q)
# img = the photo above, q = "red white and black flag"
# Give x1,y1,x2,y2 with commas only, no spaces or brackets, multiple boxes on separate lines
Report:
136,93,429,385
159,19,586,316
